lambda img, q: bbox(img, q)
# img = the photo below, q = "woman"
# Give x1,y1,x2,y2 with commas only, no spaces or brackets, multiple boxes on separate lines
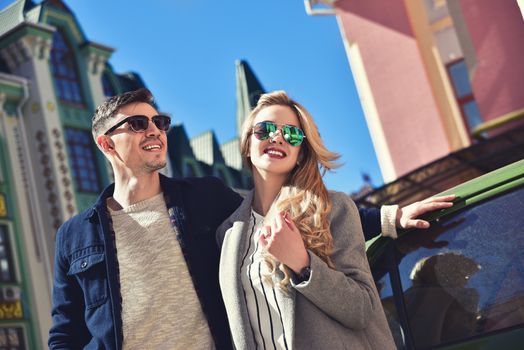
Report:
216,91,396,349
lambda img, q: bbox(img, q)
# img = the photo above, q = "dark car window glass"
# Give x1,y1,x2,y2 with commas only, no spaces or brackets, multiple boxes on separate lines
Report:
394,186,524,349
372,252,407,349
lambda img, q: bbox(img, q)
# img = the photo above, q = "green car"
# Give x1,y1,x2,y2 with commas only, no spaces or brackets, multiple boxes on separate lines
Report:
367,159,524,350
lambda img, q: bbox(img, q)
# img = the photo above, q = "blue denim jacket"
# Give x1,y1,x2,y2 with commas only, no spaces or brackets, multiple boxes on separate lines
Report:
48,175,242,349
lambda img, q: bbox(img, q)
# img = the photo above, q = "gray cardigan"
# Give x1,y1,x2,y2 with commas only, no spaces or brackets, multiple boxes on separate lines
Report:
216,190,395,350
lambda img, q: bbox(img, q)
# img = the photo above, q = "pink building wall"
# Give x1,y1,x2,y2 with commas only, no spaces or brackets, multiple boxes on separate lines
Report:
459,0,524,122
336,0,451,179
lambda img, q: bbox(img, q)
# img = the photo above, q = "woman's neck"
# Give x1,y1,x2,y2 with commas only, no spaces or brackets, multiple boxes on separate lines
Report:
251,169,287,216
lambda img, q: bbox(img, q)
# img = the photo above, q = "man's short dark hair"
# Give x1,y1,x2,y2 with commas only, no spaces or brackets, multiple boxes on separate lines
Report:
92,88,155,139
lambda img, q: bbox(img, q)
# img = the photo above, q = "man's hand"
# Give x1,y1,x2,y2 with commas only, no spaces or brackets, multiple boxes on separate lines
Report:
396,195,456,229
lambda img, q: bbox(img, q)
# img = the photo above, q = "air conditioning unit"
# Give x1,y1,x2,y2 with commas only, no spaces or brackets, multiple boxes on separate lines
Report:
310,0,338,6
304,0,337,16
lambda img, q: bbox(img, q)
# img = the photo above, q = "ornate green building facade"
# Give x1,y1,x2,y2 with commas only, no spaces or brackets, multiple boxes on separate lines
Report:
0,0,255,347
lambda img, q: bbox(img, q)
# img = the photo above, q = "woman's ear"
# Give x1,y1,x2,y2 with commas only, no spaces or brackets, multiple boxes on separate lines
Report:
297,149,306,166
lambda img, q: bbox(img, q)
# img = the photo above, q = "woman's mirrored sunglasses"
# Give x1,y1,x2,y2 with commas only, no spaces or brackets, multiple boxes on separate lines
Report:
252,120,306,147
104,115,171,135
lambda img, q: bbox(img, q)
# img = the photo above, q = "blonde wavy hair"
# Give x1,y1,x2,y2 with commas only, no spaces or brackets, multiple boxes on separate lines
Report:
240,90,341,290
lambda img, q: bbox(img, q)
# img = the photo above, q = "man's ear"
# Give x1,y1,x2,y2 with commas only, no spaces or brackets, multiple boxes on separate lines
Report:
97,135,114,153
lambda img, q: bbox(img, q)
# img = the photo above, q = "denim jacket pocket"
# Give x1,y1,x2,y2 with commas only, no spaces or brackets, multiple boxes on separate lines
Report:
68,252,108,309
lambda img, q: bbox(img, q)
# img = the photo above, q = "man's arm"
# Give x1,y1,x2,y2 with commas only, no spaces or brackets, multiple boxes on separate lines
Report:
48,227,90,349
358,207,381,241
358,195,456,241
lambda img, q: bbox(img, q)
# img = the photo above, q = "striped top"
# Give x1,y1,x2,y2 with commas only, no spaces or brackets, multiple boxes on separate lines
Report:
240,210,289,350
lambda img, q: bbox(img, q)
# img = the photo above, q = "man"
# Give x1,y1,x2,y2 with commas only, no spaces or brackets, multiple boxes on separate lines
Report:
49,88,453,349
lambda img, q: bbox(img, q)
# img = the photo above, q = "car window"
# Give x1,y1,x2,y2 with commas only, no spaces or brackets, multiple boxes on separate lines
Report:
394,185,524,348
372,253,407,349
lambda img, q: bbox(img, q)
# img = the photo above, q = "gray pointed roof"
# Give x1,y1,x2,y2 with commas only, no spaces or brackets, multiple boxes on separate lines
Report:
0,0,91,43
190,130,225,165
235,59,265,137
0,0,31,36
166,124,197,177
220,137,242,170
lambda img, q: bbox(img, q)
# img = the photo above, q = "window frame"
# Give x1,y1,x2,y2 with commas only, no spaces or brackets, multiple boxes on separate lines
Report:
49,29,86,108
64,127,101,193
0,325,28,349
101,71,117,98
0,223,17,284
445,58,482,133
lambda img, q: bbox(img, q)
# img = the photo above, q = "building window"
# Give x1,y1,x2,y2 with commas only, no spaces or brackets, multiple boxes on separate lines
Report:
102,72,116,97
446,59,483,132
64,128,100,193
50,30,85,106
0,326,26,349
0,225,15,283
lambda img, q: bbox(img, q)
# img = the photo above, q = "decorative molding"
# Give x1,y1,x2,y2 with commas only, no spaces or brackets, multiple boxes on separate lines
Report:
0,92,6,110
0,74,26,102
0,45,24,72
0,194,6,217
31,102,40,113
46,101,55,112
79,41,113,76
42,8,83,43
0,35,53,71
85,52,108,76
35,130,62,229
13,128,28,198
51,128,76,218
12,126,45,261
60,106,91,129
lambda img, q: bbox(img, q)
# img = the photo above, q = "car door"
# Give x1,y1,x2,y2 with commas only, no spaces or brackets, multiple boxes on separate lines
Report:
370,185,524,349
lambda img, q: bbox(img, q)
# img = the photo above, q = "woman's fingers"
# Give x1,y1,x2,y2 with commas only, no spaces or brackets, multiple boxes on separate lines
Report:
421,194,456,204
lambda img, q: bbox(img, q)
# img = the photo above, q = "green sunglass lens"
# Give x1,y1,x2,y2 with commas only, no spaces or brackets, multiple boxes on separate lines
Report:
254,122,276,140
254,122,304,146
282,125,304,146
264,122,277,133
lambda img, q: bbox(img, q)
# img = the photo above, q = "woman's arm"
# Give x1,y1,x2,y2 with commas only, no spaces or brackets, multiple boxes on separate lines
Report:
259,191,381,329
291,192,379,329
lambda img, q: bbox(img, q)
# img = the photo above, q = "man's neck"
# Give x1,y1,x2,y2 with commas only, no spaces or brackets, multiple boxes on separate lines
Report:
111,171,162,209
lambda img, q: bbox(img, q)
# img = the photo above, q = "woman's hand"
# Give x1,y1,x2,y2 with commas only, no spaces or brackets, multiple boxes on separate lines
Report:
259,211,310,274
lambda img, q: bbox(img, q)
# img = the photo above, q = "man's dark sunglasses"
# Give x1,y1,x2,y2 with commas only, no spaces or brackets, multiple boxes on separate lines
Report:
104,115,171,135
252,120,306,147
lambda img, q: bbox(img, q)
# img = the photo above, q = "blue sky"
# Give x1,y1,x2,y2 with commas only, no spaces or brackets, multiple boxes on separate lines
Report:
3,0,384,193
